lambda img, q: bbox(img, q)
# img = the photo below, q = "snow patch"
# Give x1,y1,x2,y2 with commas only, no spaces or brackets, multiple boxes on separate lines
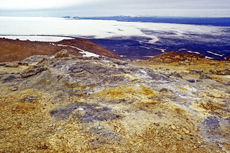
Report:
51,43,100,57
143,56,155,58
205,56,213,59
207,51,223,57
140,46,150,49
155,48,165,53
187,51,200,54
148,36,159,44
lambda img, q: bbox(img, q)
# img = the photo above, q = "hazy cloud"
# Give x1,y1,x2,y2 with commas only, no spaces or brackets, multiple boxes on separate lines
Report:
0,0,96,10
0,0,230,17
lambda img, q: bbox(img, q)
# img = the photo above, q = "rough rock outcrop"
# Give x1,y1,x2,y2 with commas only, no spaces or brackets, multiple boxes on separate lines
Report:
20,64,48,78
217,69,230,75
0,51,230,152
199,73,212,79
189,69,203,74
55,49,69,58
5,61,20,67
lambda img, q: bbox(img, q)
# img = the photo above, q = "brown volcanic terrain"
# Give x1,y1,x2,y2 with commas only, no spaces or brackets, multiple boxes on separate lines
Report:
0,38,120,62
146,52,205,64
132,52,230,83
0,50,230,152
58,39,120,59
146,52,230,63
0,40,230,152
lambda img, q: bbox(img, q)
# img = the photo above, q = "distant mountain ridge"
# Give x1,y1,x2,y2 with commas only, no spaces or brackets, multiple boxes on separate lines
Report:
63,16,230,26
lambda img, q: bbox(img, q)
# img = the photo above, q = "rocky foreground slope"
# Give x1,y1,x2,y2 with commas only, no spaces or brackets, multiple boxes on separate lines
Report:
0,50,230,152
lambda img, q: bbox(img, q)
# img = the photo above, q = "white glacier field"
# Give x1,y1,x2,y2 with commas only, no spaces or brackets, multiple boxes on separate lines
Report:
0,17,229,60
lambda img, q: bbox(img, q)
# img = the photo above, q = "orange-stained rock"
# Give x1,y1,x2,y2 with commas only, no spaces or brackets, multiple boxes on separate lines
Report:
147,52,205,64
226,56,230,61
55,49,69,58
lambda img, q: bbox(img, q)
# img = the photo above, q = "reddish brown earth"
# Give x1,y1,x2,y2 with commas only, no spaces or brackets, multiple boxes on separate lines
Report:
0,38,120,62
58,39,120,59
147,52,205,64
131,51,230,83
225,56,230,61
147,52,230,63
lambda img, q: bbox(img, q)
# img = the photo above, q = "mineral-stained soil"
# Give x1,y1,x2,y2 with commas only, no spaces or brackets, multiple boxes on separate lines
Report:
0,38,120,62
0,49,230,152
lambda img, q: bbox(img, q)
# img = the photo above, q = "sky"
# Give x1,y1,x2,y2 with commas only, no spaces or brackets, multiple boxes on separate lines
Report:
0,0,230,17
